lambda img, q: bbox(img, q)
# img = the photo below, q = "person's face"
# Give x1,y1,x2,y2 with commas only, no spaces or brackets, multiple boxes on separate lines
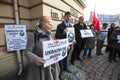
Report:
79,17,84,23
111,23,115,28
103,25,108,29
42,19,52,32
64,14,71,22
91,25,94,29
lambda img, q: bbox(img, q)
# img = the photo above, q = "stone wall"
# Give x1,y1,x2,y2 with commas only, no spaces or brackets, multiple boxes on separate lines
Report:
0,0,85,79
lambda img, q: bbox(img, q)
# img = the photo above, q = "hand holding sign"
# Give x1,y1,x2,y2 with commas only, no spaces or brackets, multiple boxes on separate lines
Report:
63,28,67,34
35,57,46,66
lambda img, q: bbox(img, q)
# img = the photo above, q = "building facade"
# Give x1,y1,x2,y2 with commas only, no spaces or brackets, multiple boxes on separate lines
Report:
89,12,120,25
0,0,86,79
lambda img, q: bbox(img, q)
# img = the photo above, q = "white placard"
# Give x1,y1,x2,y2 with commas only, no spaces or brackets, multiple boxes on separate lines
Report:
43,39,68,67
80,29,94,38
66,28,75,45
117,35,120,43
4,25,27,51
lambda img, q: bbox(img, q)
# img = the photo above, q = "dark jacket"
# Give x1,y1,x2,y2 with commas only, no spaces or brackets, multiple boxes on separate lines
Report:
74,23,87,49
85,29,96,48
55,21,72,39
108,29,120,50
107,27,114,43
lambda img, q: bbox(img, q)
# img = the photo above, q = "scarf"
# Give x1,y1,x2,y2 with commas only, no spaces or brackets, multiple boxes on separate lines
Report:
35,23,51,40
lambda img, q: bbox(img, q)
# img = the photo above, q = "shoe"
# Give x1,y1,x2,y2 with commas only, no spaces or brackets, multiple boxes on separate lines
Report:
83,56,86,59
118,54,120,58
59,76,62,80
63,69,71,73
105,49,110,52
100,53,103,55
59,73,62,80
71,62,74,65
96,53,100,56
113,59,117,62
109,59,112,63
76,58,83,61
88,56,93,58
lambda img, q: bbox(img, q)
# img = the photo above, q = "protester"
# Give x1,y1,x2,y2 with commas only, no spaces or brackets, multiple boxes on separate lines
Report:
105,23,116,52
55,11,74,79
25,16,59,80
83,24,97,59
108,26,120,62
96,23,108,56
70,16,87,65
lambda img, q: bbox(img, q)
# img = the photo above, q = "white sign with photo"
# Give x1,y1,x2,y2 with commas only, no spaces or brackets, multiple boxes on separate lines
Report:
5,25,27,51
80,29,94,38
66,28,75,45
117,35,120,43
43,39,68,67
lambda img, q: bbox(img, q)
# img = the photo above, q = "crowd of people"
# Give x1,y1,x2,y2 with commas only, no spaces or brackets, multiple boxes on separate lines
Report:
25,11,120,80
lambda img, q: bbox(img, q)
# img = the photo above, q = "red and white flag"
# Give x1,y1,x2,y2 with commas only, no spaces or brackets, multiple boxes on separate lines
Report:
92,11,100,32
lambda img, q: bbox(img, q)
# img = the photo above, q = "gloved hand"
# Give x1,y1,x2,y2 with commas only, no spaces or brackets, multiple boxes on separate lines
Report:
34,57,46,66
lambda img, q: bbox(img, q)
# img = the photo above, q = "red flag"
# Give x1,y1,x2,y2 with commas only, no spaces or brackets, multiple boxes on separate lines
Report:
92,11,100,32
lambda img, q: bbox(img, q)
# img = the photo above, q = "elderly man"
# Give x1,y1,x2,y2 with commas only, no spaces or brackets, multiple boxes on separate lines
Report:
71,16,87,65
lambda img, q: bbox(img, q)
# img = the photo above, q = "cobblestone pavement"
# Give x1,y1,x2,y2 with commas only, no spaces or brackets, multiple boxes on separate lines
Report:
75,48,120,80
7,47,120,80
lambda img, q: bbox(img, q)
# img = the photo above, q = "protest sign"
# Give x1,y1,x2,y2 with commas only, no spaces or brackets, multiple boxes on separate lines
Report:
80,29,94,38
43,39,68,67
5,25,27,51
67,28,75,45
117,35,120,43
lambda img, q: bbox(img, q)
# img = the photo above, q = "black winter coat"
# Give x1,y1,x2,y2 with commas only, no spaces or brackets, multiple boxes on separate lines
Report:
108,30,120,50
55,21,72,39
74,23,87,49
107,27,114,44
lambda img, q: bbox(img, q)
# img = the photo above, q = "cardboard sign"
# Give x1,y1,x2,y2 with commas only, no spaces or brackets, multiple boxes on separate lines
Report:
66,28,75,45
5,25,27,51
117,35,120,43
43,39,68,67
80,29,94,38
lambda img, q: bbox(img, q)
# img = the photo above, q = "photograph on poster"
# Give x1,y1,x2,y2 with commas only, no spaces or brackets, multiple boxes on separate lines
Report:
80,29,94,38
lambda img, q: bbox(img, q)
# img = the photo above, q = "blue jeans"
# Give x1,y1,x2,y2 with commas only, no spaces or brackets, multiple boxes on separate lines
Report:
96,39,104,54
83,48,92,57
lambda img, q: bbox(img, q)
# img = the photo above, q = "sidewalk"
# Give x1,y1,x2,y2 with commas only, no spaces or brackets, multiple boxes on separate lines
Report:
7,47,120,80
76,47,120,80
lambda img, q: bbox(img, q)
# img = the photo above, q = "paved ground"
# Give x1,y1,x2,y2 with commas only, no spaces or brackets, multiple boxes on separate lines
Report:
7,47,120,80
75,47,120,80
